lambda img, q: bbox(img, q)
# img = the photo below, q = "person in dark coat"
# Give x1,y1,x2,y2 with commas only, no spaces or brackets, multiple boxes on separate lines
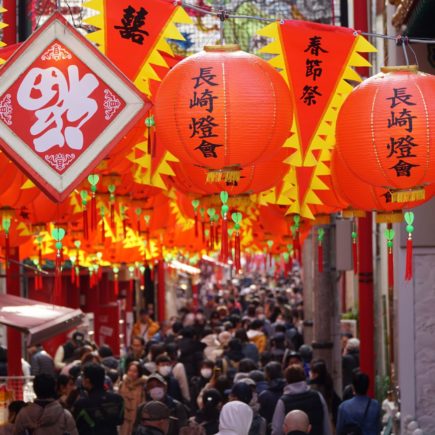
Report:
193,388,222,435
259,361,286,433
342,338,360,391
72,363,124,435
177,327,205,379
133,401,171,435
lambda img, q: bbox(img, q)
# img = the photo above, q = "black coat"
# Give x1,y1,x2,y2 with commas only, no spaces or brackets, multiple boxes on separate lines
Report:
259,378,286,426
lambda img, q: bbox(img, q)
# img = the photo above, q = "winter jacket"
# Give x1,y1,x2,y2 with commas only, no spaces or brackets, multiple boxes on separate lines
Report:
259,378,286,426
118,375,147,435
241,342,259,363
131,318,160,342
247,330,266,353
215,401,253,435
30,348,56,377
201,334,223,362
13,399,78,435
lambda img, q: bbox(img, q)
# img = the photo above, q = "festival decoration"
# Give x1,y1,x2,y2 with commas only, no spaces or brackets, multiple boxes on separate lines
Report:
258,20,377,219
155,44,293,179
404,211,415,280
0,13,150,202
336,66,435,200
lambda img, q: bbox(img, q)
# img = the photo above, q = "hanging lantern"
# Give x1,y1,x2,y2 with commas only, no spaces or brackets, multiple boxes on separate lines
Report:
331,149,435,222
155,45,293,180
336,65,435,199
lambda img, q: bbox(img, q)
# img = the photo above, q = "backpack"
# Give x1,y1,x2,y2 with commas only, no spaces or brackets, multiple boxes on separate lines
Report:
179,417,206,435
339,398,372,435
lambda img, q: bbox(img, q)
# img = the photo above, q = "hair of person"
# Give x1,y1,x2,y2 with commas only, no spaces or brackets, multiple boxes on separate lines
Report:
250,319,264,330
57,374,73,388
150,343,167,359
83,363,105,389
249,370,265,383
98,345,113,358
260,351,273,367
8,400,26,416
347,338,360,352
33,374,57,399
127,360,144,377
155,354,171,365
285,364,306,384
265,361,283,380
172,321,183,334
238,358,258,373
247,304,256,317
352,371,370,395
139,308,149,316
201,359,215,369
131,336,145,346
165,342,178,360
234,328,249,343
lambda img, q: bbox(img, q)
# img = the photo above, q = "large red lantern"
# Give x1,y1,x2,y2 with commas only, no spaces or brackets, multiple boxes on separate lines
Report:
155,45,293,178
336,66,435,200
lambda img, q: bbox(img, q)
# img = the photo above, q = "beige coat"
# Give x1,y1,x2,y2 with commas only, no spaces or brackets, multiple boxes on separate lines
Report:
118,375,147,435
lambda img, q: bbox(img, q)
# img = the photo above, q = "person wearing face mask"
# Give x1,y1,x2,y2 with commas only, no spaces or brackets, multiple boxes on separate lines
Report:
135,374,188,435
191,360,215,410
155,354,183,402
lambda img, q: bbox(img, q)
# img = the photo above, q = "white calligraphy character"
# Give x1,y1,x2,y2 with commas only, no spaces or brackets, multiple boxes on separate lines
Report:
17,65,99,152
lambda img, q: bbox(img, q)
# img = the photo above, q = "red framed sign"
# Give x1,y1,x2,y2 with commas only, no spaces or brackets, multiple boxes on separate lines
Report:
0,13,151,202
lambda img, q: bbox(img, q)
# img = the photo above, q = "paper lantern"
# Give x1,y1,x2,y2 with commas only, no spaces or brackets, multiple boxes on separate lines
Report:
171,147,289,196
336,65,435,200
331,149,435,216
155,45,293,179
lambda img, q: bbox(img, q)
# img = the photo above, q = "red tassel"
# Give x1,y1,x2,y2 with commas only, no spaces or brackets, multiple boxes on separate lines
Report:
194,213,199,238
221,218,228,262
352,240,358,274
229,237,233,261
83,208,89,240
5,233,10,275
405,237,413,281
215,224,220,247
210,223,215,248
91,194,97,232
137,217,141,234
101,217,105,243
110,203,115,230
71,265,75,284
54,252,62,302
388,247,394,288
114,277,119,297
122,218,127,239
201,221,205,244
235,233,241,271
152,131,157,157
288,253,293,271
75,267,80,288
318,243,324,273
38,273,43,291
147,128,152,154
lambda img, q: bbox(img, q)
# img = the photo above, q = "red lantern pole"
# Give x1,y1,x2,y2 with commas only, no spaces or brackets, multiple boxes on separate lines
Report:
358,213,375,396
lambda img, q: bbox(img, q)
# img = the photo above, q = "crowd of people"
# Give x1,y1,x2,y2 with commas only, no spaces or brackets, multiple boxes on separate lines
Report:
0,273,384,435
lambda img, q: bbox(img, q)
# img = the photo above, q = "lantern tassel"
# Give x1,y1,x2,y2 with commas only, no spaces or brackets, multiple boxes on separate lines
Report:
70,265,75,284
152,131,157,158
122,218,127,239
352,240,358,274
210,222,215,249
91,194,97,232
101,217,105,243
221,218,228,262
194,212,199,238
54,251,62,302
75,266,80,288
110,203,115,230
318,243,323,273
235,232,241,271
201,221,205,244
5,233,10,280
405,237,413,281
147,127,152,154
391,188,425,203
114,276,119,297
215,224,220,247
388,246,394,288
83,208,89,240
288,252,293,271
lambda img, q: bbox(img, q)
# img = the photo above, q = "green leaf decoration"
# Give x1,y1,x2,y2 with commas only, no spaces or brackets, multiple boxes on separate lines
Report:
406,225,414,233
74,240,81,249
144,215,151,224
207,208,216,218
404,211,414,226
80,190,89,203
228,229,234,237
108,184,116,194
100,206,105,216
200,207,205,217
287,243,293,251
87,174,99,186
55,241,63,250
52,228,66,241
384,228,395,241
293,215,300,226
192,199,200,209
135,208,142,216
231,212,242,224
283,252,289,262
317,228,325,241
351,231,357,240
2,218,11,233
220,191,229,204
267,240,274,248
145,115,155,128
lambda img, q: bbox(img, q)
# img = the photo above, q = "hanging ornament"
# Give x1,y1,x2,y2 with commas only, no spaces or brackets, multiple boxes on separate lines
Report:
228,228,234,261
51,227,66,301
232,212,242,272
88,174,99,232
200,207,206,244
120,205,127,239
144,214,151,246
135,208,142,233
385,226,395,289
80,190,89,240
317,228,325,273
192,199,200,238
293,215,302,264
74,240,81,288
69,255,76,285
220,192,229,262
129,265,135,294
100,206,106,243
108,184,116,230
352,221,358,274
33,257,43,291
404,211,415,281
145,115,156,155
267,240,274,268
207,208,216,249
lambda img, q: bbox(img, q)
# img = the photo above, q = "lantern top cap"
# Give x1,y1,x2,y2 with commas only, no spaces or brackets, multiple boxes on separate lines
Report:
204,44,241,52
381,65,418,73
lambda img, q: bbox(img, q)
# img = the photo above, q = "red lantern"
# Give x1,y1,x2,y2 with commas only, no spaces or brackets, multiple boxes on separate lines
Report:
336,66,435,200
155,45,293,178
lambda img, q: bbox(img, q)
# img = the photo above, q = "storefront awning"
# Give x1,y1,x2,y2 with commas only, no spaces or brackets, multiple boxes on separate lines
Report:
0,294,84,346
